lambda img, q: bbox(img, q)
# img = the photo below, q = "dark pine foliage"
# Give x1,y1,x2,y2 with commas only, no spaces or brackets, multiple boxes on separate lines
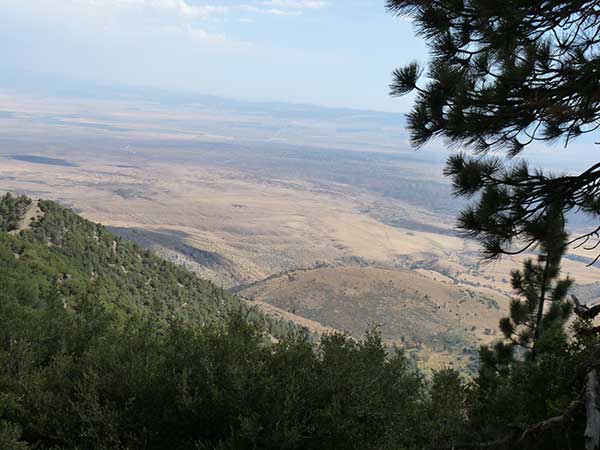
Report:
386,3,600,449
480,211,573,369
387,0,600,260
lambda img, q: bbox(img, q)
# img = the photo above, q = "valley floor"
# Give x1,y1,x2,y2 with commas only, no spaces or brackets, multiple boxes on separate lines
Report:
2,91,599,369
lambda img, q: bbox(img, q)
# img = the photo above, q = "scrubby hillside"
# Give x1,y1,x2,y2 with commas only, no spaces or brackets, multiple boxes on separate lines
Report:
0,193,269,328
236,266,509,371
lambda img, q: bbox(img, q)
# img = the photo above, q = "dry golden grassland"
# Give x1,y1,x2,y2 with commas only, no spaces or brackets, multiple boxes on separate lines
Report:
2,90,599,368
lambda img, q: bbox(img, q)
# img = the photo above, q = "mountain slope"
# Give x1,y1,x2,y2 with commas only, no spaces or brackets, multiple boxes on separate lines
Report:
0,193,290,332
0,193,433,450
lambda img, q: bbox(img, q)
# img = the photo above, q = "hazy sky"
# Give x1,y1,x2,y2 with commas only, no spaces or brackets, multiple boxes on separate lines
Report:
0,0,425,112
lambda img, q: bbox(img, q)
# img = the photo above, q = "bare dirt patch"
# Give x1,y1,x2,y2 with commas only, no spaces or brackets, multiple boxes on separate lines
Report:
9,199,43,234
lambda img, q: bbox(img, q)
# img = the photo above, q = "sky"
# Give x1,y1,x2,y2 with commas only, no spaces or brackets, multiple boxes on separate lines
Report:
0,0,426,112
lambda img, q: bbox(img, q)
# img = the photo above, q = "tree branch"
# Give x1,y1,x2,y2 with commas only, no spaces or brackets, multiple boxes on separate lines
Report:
572,295,600,320
585,368,600,450
433,398,584,450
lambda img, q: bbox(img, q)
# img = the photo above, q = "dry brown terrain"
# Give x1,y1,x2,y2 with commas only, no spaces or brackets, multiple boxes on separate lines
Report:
1,89,599,368
236,266,509,371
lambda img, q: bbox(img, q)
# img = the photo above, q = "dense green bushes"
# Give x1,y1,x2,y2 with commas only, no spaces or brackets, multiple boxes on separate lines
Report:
0,194,593,449
0,302,431,450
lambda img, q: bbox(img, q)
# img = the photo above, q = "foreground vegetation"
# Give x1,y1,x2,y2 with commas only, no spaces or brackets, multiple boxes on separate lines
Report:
388,0,600,447
0,193,595,449
0,194,428,450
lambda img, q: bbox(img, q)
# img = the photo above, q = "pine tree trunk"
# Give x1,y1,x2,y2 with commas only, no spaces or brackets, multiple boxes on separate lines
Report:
585,369,600,450
532,258,551,358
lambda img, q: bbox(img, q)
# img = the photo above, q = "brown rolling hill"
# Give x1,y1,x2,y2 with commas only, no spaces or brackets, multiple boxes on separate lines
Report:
235,266,510,371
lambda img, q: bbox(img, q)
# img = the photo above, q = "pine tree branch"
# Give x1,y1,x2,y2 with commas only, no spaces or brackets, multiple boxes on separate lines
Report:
433,349,600,450
572,295,600,320
432,398,584,450
531,256,551,359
